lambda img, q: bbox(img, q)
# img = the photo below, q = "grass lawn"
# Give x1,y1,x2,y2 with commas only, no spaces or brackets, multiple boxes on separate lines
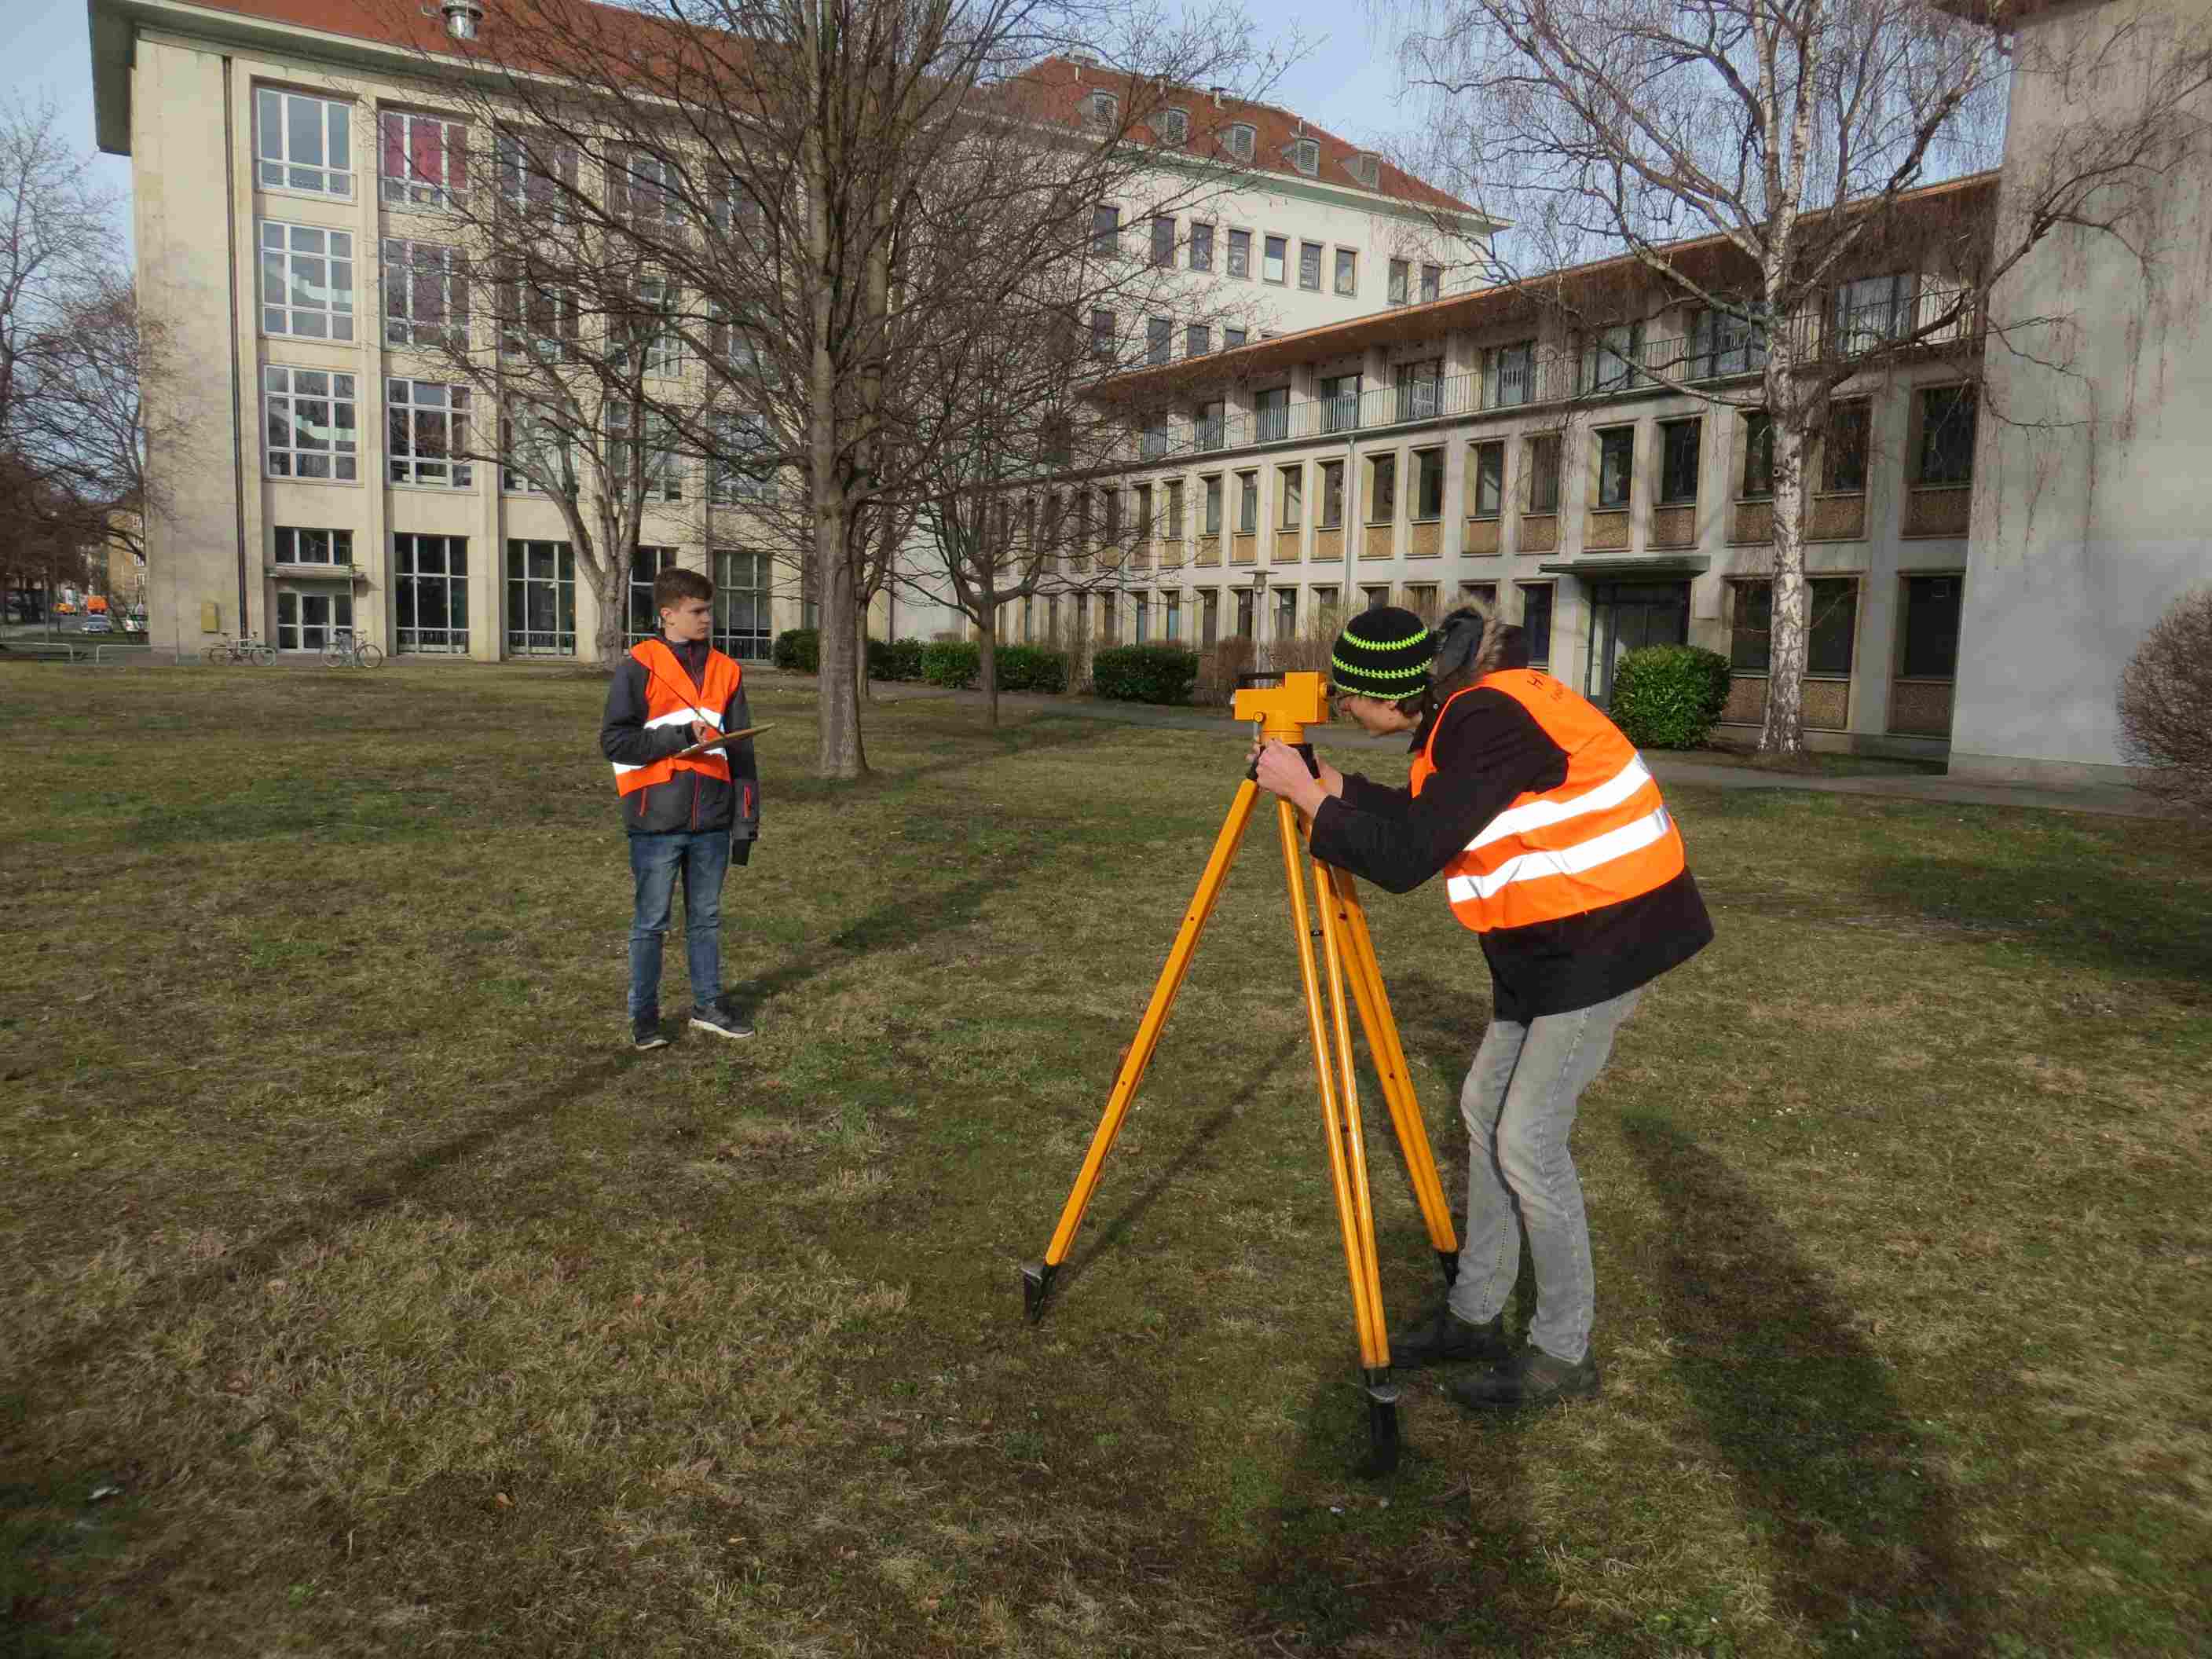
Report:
3,661,2207,1657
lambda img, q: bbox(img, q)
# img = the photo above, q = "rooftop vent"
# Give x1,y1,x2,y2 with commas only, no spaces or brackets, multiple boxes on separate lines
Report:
434,0,485,41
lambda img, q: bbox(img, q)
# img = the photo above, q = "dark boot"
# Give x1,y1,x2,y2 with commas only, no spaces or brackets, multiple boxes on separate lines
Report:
1448,1346,1601,1408
1388,1306,1510,1368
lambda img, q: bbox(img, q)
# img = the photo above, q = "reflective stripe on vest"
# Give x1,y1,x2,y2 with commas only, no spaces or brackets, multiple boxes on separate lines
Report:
1408,672,1686,932
612,638,744,797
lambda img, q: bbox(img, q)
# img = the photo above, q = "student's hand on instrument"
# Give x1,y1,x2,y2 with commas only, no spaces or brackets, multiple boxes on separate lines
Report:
1254,741,1328,815
691,721,715,746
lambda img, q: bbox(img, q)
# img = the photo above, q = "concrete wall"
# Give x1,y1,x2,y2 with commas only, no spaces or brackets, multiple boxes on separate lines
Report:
1951,0,2212,784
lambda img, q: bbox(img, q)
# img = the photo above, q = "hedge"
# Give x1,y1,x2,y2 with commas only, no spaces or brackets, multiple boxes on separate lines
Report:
1093,643,1199,705
771,628,819,673
1609,644,1734,750
920,640,980,687
867,637,928,682
994,644,1068,694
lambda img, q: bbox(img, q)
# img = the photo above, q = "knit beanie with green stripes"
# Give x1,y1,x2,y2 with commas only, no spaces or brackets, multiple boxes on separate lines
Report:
1328,606,1437,703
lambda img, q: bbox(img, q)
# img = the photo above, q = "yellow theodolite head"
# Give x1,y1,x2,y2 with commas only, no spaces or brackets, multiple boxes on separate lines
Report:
1232,671,1331,744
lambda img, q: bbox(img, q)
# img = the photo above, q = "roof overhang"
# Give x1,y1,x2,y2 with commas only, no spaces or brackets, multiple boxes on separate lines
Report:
1538,557,1712,578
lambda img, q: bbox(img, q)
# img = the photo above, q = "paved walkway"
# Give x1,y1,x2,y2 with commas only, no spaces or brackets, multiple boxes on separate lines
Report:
866,681,2173,820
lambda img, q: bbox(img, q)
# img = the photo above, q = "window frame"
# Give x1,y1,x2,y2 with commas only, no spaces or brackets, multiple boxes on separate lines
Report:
378,107,468,209
255,86,353,198
1657,417,1701,507
1262,233,1288,285
262,365,359,482
1236,469,1259,534
1225,123,1257,163
1823,398,1873,493
1333,247,1358,298
1367,452,1397,525
1738,410,1775,500
1594,424,1636,510
1518,581,1555,668
1188,221,1214,273
381,235,466,350
386,377,473,489
1298,240,1324,292
258,220,356,342
1915,385,1978,486
1419,263,1444,303
494,130,578,220
273,526,353,566
1090,203,1121,256
1525,431,1562,513
606,400,683,504
1388,258,1410,306
1412,446,1445,522
1470,440,1505,518
1277,462,1303,529
500,397,573,496
1319,458,1345,529
1150,214,1177,268
394,532,469,654
1226,226,1252,279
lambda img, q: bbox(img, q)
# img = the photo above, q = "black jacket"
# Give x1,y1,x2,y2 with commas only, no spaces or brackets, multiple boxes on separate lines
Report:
1310,687,1712,1022
599,636,762,839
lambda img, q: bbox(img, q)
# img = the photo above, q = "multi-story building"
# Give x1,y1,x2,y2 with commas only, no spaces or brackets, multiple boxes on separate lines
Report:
87,0,1494,664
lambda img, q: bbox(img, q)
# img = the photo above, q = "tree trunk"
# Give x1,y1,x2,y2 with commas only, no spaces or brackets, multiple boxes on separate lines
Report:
1760,371,1811,758
855,596,871,705
588,554,627,669
978,602,999,729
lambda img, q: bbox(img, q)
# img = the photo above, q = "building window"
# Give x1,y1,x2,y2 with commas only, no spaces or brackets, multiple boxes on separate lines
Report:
606,401,681,502
1459,580,1498,609
498,266,578,362
1224,326,1247,350
1916,386,1977,485
1164,479,1186,542
1310,585,1340,628
1659,418,1701,505
1083,90,1119,127
1334,247,1357,297
1156,106,1188,145
1274,587,1296,639
1202,474,1224,535
1151,215,1176,267
1234,588,1253,638
1482,341,1534,408
1694,304,1768,376
1187,323,1211,358
1134,592,1150,643
1262,234,1287,284
1147,317,1172,366
505,539,575,656
1388,258,1410,306
262,366,357,481
613,148,684,229
382,237,465,349
1519,582,1554,668
1194,398,1225,452
1277,463,1303,528
1470,441,1504,517
1200,588,1219,647
1362,584,1390,610
1319,459,1345,528
1254,385,1291,442
1090,309,1117,360
1395,358,1443,422
494,130,577,217
1226,123,1256,163
386,379,471,489
1165,591,1181,640
394,533,468,653
1899,573,1963,678
1140,412,1169,463
1319,372,1361,434
273,526,351,566
258,222,355,341
501,399,572,496
1525,431,1561,512
1413,448,1444,521
1730,577,1859,676
1188,222,1213,272
1091,203,1120,255
1825,400,1872,493
379,108,467,207
1368,452,1397,523
626,545,679,643
1291,137,1320,176
1420,263,1443,303
1236,470,1259,533
617,276,683,377
712,548,772,658
1595,426,1635,508
1740,410,1774,499
275,586,353,651
709,408,776,504
1298,240,1324,291
1227,228,1251,278
1834,273,1917,354
255,88,353,197
1582,322,1643,394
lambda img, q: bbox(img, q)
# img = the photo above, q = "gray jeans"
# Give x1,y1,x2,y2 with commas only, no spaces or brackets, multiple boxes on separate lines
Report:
1445,985,1645,1364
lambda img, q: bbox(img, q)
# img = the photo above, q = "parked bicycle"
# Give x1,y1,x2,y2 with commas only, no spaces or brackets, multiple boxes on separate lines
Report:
203,634,276,666
320,628,384,668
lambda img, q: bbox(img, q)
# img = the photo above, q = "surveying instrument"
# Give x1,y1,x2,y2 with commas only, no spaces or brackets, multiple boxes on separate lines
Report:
1022,671,1461,1474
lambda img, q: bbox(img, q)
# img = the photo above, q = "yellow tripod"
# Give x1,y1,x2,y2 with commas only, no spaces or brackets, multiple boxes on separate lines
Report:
1021,672,1460,1474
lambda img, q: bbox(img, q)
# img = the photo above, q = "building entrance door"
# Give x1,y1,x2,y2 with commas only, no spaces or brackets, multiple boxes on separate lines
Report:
1586,580,1690,706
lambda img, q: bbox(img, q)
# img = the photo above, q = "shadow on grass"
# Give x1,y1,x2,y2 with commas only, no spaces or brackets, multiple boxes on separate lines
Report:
1624,1116,1986,1657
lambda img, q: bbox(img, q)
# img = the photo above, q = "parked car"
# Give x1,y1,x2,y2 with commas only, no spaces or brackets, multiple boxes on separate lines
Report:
81,615,115,634
122,616,146,634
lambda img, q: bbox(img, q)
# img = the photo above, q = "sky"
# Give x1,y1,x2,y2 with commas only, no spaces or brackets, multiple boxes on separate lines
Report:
3,0,1424,251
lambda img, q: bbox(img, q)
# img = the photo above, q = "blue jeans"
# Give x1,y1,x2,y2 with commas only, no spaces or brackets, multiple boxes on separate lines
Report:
627,830,730,1019
1445,986,1645,1364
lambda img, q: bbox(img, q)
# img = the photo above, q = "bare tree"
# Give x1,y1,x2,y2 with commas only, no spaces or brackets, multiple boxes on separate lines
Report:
2117,585,2212,811
1375,0,2212,756
391,0,1265,778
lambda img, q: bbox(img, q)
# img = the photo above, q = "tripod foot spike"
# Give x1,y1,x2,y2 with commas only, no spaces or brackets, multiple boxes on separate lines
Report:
1359,1369,1401,1478
1021,1261,1059,1324
1436,1248,1459,1287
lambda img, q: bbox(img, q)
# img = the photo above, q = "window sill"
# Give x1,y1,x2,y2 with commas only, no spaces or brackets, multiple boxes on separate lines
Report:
255,182,358,207
266,471,362,487
262,330,361,348
389,482,479,494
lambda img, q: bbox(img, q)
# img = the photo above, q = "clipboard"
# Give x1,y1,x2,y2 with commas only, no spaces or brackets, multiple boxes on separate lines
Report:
674,722,775,760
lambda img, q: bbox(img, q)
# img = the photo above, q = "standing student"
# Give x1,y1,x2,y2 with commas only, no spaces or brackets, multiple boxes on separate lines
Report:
1251,606,1712,1407
599,566,760,1050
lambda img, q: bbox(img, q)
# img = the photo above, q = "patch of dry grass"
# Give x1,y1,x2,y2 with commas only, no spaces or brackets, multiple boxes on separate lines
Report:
3,661,2208,1657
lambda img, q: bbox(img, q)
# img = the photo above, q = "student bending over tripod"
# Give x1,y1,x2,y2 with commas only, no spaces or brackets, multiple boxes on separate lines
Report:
1251,606,1713,1408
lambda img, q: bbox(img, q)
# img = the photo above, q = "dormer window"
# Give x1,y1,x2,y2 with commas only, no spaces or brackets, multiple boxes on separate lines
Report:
1155,107,1188,145
1083,90,1119,127
1290,136,1320,177
1225,122,1256,163
1349,152,1381,189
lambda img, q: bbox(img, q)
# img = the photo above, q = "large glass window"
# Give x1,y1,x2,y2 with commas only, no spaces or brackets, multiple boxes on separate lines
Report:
712,549,773,658
1595,427,1635,508
1825,400,1872,493
505,539,575,656
394,534,469,654
1582,322,1643,394
1917,386,1978,485
1730,577,1859,676
386,379,471,488
1237,470,1258,533
379,108,467,207
709,408,777,504
1834,273,1917,354
495,130,577,217
1319,459,1344,528
1414,449,1444,520
617,277,683,377
1187,324,1212,359
1525,432,1561,512
1368,453,1397,523
498,266,578,362
1470,441,1504,517
1899,573,1963,679
273,526,352,566
1165,591,1181,640
1518,582,1554,668
1395,358,1443,422
501,399,573,495
626,545,679,643
1202,474,1223,535
613,148,684,229
1200,589,1219,647
1255,385,1290,442
255,88,352,197
382,237,465,349
1740,410,1774,499
1277,463,1303,528
1659,419,1701,505
263,366,357,481
275,587,353,651
1319,372,1361,435
259,222,354,341
1482,341,1534,408
607,403,682,502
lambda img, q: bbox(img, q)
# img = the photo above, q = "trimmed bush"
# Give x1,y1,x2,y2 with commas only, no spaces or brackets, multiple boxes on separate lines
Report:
772,628,819,673
994,644,1069,694
2117,585,2212,808
1609,645,1733,749
884,638,927,682
1093,643,1199,705
920,640,980,688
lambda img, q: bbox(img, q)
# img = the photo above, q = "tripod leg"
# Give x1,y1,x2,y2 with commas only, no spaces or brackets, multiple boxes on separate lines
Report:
1024,779,1264,1321
1282,805,1401,1474
1324,865,1461,1285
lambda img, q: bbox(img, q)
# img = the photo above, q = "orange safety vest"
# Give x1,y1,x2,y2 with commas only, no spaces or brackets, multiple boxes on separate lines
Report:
610,638,745,800
1409,672,1686,933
